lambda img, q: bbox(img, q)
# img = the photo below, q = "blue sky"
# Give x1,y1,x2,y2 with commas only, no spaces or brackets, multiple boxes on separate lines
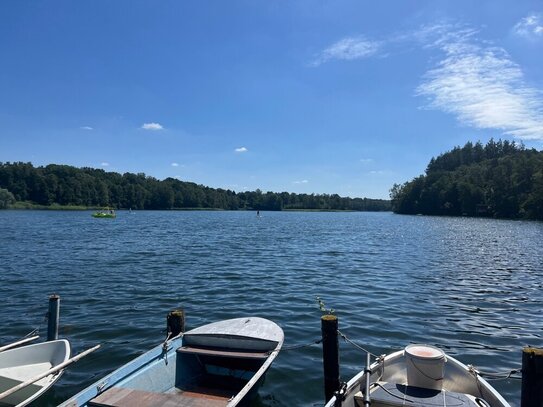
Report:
1,1,542,199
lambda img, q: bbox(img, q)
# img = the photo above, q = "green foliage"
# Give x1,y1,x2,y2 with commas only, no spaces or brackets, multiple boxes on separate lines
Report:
0,188,15,209
390,139,543,220
0,162,391,212
316,296,334,315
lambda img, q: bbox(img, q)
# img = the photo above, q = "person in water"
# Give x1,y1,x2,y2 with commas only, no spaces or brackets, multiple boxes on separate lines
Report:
257,210,260,216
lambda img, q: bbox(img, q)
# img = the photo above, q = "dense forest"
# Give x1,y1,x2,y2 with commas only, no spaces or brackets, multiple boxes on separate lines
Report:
390,139,543,220
0,162,390,211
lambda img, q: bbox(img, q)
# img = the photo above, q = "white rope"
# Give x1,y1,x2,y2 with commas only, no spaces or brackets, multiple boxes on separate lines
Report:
337,330,379,358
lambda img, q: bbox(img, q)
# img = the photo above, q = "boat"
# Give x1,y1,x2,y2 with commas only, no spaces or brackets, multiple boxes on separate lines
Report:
325,344,511,407
60,316,284,407
92,210,116,219
0,339,71,407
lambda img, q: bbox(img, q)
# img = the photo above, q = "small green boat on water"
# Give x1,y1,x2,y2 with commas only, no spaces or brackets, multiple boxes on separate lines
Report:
92,210,116,218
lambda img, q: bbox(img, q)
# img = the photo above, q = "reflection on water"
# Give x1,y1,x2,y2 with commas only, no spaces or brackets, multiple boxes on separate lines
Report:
0,210,541,406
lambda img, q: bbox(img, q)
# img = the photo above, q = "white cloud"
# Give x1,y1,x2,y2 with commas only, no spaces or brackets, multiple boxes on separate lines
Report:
416,24,543,140
513,14,543,39
359,158,374,164
80,126,93,130
141,122,164,131
101,162,110,167
312,36,381,66
293,180,309,184
171,163,179,167
235,147,248,153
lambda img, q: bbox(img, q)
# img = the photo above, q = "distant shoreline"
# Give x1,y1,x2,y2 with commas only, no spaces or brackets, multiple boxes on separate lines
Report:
5,202,391,213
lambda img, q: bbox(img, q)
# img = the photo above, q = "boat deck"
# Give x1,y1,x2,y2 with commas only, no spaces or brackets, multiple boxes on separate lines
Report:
88,387,231,407
355,382,480,407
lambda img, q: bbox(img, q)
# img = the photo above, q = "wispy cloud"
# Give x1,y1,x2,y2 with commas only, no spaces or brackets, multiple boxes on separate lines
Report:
359,158,374,164
101,162,110,167
416,23,543,140
312,36,381,66
311,22,543,139
293,180,309,184
171,163,179,167
141,122,164,131
413,23,479,50
513,14,543,39
80,126,93,130
235,147,248,153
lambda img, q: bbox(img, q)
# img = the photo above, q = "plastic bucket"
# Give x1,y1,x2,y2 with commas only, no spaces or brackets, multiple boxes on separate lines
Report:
404,344,446,390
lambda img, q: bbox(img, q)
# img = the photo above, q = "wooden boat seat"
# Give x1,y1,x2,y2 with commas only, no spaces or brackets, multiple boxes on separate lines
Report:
176,346,269,360
89,387,230,407
355,381,481,407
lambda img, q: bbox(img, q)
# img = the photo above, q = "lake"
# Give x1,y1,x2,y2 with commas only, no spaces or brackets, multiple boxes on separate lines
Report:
1,210,541,406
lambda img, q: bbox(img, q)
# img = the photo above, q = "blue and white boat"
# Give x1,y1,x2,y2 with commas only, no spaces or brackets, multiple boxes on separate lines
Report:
60,317,284,407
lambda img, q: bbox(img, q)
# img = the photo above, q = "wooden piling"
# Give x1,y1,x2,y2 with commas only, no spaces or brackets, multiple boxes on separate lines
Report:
521,347,543,407
322,314,340,403
47,294,60,341
167,309,185,337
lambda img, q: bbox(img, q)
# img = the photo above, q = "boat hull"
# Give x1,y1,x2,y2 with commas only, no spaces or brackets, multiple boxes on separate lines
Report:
91,213,116,218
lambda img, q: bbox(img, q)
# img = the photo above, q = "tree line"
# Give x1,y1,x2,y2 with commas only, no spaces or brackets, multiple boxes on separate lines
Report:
390,139,543,220
0,162,390,212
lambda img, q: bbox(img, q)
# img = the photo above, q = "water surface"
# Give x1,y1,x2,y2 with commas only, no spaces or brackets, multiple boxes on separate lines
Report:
1,210,541,406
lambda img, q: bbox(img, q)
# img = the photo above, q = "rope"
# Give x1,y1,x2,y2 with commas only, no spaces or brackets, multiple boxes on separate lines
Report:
478,368,522,380
268,338,322,354
23,327,40,338
20,310,48,339
468,364,522,380
337,330,379,359
284,338,322,351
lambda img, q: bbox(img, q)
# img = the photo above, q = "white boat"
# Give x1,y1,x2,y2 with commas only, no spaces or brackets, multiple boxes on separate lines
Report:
0,339,71,407
326,344,511,407
60,316,284,407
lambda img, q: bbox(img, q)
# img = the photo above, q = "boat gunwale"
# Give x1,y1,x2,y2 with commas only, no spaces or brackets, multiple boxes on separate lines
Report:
226,331,284,406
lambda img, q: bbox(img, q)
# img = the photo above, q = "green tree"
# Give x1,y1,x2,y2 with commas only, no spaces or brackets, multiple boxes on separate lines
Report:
390,139,543,220
0,188,15,209
0,162,391,212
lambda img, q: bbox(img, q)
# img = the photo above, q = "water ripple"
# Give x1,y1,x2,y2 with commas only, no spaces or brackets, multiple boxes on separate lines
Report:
0,211,541,406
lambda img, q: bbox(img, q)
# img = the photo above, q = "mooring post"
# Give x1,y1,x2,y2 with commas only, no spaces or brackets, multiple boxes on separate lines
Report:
167,309,185,337
521,347,543,407
47,294,60,341
322,314,340,403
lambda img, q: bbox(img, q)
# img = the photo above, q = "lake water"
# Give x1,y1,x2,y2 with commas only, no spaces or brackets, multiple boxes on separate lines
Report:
1,210,542,406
